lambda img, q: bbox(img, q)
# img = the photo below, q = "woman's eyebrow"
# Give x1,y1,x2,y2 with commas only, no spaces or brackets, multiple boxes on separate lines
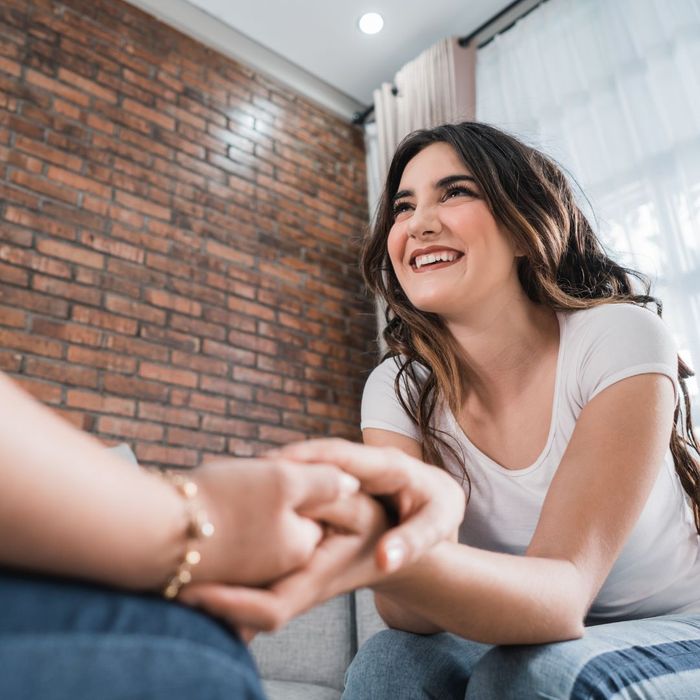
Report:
436,174,477,188
392,174,477,202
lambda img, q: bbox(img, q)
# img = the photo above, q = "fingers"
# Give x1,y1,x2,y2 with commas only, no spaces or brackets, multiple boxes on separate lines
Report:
279,439,467,573
300,492,388,535
281,460,360,509
279,439,413,493
375,477,465,571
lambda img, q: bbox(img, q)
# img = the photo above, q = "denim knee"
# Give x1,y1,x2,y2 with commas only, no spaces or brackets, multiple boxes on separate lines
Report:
344,629,485,700
467,642,584,700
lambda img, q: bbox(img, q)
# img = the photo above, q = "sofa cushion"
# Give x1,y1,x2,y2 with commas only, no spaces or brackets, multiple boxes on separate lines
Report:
262,680,341,700
250,594,354,691
354,587,387,649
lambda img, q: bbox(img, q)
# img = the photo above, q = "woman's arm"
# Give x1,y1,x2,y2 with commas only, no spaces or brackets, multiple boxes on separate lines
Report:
362,427,446,634
369,373,677,644
0,372,358,591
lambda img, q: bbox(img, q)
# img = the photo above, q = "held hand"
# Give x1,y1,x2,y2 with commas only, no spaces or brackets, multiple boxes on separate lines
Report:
275,439,466,572
191,457,360,586
180,491,390,633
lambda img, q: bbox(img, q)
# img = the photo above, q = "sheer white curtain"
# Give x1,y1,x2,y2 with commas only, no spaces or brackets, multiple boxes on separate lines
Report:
477,0,700,418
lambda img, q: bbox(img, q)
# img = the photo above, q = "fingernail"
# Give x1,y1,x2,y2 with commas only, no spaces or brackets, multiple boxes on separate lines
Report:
383,540,406,571
339,473,360,496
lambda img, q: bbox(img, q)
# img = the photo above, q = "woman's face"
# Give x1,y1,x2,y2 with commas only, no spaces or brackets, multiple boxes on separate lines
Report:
387,142,521,322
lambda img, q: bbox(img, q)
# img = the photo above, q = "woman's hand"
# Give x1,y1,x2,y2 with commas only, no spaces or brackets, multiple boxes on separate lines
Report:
179,491,391,634
192,457,360,587
274,438,466,572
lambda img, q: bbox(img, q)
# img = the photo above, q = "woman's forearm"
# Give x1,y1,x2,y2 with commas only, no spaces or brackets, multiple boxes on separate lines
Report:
0,373,188,589
373,541,587,644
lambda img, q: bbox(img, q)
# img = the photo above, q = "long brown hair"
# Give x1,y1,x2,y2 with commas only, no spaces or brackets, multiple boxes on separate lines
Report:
362,122,700,532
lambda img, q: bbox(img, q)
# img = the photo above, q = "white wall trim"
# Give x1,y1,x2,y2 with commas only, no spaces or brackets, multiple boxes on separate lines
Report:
123,0,365,121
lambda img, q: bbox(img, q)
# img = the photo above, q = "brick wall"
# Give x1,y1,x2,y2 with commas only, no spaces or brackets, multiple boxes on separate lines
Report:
0,0,376,467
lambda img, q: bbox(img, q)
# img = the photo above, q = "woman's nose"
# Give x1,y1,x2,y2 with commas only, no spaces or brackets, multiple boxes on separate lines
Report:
407,204,441,239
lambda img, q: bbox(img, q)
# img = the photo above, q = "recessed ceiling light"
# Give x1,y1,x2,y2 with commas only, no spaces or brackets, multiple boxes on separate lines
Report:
358,12,384,35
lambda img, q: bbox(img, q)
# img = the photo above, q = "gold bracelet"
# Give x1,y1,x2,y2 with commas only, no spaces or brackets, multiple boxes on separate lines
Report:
155,469,215,600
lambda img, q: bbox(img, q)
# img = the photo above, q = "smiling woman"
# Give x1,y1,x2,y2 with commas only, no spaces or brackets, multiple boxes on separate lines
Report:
341,121,700,699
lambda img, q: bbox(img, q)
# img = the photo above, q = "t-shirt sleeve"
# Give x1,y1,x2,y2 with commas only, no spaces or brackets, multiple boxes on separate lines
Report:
360,357,421,440
577,304,679,405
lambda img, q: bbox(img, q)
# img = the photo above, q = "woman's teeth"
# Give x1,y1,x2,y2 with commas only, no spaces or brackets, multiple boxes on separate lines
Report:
414,250,459,269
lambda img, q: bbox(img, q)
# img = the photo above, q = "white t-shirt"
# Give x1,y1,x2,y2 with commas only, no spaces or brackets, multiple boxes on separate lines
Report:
362,303,700,622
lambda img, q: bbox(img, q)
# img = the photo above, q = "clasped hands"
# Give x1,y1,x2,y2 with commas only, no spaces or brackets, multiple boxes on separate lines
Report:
178,439,465,639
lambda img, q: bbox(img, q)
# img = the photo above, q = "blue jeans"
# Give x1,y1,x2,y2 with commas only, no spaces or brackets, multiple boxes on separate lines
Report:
343,614,700,699
0,570,266,700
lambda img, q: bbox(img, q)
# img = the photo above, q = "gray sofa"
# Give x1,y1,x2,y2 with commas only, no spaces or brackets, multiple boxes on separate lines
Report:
251,589,385,700
110,443,386,699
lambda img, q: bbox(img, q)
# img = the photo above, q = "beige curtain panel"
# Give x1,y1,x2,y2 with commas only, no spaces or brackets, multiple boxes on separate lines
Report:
373,37,476,186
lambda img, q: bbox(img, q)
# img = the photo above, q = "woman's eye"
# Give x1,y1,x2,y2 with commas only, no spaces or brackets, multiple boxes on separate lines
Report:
392,202,412,218
443,186,475,201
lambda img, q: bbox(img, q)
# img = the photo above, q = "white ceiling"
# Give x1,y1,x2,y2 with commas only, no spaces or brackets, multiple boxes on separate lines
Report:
126,0,514,119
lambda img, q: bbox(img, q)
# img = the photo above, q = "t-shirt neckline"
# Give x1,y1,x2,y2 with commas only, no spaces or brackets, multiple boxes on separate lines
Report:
444,311,568,477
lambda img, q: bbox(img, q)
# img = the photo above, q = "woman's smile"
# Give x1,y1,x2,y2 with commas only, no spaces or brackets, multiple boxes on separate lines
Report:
410,246,465,272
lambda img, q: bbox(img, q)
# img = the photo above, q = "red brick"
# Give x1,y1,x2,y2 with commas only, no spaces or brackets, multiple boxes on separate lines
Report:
282,412,330,434
0,350,23,372
32,274,102,306
14,376,62,404
227,296,276,322
169,314,224,340
0,303,26,328
201,338,256,367
46,165,112,199
145,289,201,317
25,356,99,388
255,388,304,411
66,389,136,416
98,415,164,442
0,245,69,278
104,374,169,402
200,375,253,400
30,318,101,347
67,345,136,373
122,98,175,131
168,426,225,452
114,190,171,221
232,365,282,389
105,294,166,325
0,261,29,286
200,415,257,438
205,239,255,268
0,286,69,317
171,350,228,377
104,333,169,362
9,170,79,205
228,399,280,423
139,324,199,353
137,401,200,428
186,391,227,415
36,239,104,269
258,425,306,444
139,362,198,388
72,305,138,335
57,67,118,103
136,444,198,468
25,68,91,107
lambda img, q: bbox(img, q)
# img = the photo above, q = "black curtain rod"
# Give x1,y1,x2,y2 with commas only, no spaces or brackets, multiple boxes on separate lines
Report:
352,0,546,126
459,0,530,47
